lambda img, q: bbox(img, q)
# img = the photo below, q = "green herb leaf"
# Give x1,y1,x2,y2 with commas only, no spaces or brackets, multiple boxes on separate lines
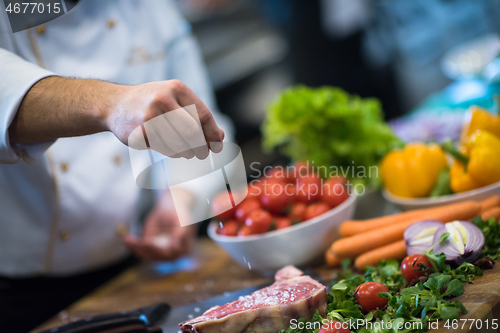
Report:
442,279,464,297
441,306,459,320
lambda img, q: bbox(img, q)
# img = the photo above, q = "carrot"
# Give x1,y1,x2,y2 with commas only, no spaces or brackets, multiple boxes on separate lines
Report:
480,195,500,212
340,200,482,237
340,210,425,237
325,248,342,267
481,207,500,221
332,201,481,258
355,240,407,271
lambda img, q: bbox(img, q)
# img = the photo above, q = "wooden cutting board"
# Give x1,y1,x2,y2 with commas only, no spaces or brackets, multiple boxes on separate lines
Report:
432,262,500,333
33,239,500,333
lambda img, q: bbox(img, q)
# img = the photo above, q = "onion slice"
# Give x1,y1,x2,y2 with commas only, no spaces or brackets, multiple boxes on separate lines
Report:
404,220,444,255
432,220,485,265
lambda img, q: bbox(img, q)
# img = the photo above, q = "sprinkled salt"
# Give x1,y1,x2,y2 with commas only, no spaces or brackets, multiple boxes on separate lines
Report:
153,234,171,248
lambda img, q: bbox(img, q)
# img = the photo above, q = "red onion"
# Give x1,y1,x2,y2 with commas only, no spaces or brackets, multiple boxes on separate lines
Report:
432,221,485,265
404,220,444,255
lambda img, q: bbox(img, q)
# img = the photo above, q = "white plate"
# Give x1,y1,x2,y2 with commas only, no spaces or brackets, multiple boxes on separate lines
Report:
208,194,357,271
383,181,500,211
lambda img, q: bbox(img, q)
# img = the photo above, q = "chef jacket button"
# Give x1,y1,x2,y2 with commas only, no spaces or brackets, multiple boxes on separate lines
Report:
60,230,70,241
107,19,116,29
116,223,128,236
36,25,46,35
60,162,69,172
113,155,122,165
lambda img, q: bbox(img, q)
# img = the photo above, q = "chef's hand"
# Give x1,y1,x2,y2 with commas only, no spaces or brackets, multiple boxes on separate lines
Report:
123,191,197,261
108,79,224,159
10,77,224,159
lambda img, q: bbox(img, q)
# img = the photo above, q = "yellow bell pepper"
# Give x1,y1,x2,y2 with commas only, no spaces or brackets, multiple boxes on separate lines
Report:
464,130,500,154
446,131,500,192
381,143,448,198
460,106,500,144
468,132,500,186
450,160,482,193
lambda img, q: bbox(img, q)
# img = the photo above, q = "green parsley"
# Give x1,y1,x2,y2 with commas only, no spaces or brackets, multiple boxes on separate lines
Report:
279,216,499,333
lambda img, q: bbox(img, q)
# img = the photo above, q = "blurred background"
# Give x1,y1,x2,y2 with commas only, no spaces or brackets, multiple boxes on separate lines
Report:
173,0,500,170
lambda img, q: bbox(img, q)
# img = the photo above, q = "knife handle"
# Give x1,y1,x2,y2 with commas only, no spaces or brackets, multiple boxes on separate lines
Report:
40,314,148,333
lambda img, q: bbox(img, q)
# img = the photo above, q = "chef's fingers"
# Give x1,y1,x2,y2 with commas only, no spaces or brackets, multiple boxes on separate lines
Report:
164,107,209,160
143,110,195,159
142,221,161,241
142,211,178,241
172,82,224,153
126,238,179,261
168,225,195,257
123,235,155,260
141,241,181,261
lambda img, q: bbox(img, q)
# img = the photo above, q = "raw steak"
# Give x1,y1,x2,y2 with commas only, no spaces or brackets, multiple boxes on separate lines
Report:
179,265,327,333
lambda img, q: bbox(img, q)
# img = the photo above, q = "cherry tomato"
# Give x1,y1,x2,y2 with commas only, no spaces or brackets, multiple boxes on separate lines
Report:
286,161,310,183
288,202,307,222
322,177,349,208
318,321,350,333
304,202,331,220
211,191,237,221
218,220,239,236
296,175,322,204
237,225,254,237
275,217,292,230
245,209,272,234
261,188,292,214
247,181,263,199
259,177,285,198
235,199,261,223
354,282,390,312
283,184,297,200
401,254,433,282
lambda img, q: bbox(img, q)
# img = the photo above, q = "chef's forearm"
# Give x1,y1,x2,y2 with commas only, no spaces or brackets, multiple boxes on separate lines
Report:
8,76,126,144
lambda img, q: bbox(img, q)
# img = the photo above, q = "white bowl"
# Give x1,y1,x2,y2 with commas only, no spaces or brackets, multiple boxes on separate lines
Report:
383,181,500,211
207,194,357,271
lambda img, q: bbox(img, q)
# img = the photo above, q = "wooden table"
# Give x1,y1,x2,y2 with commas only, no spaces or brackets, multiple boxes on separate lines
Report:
34,237,500,333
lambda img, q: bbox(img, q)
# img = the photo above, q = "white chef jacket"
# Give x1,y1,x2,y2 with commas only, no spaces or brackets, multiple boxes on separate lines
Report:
0,0,232,277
